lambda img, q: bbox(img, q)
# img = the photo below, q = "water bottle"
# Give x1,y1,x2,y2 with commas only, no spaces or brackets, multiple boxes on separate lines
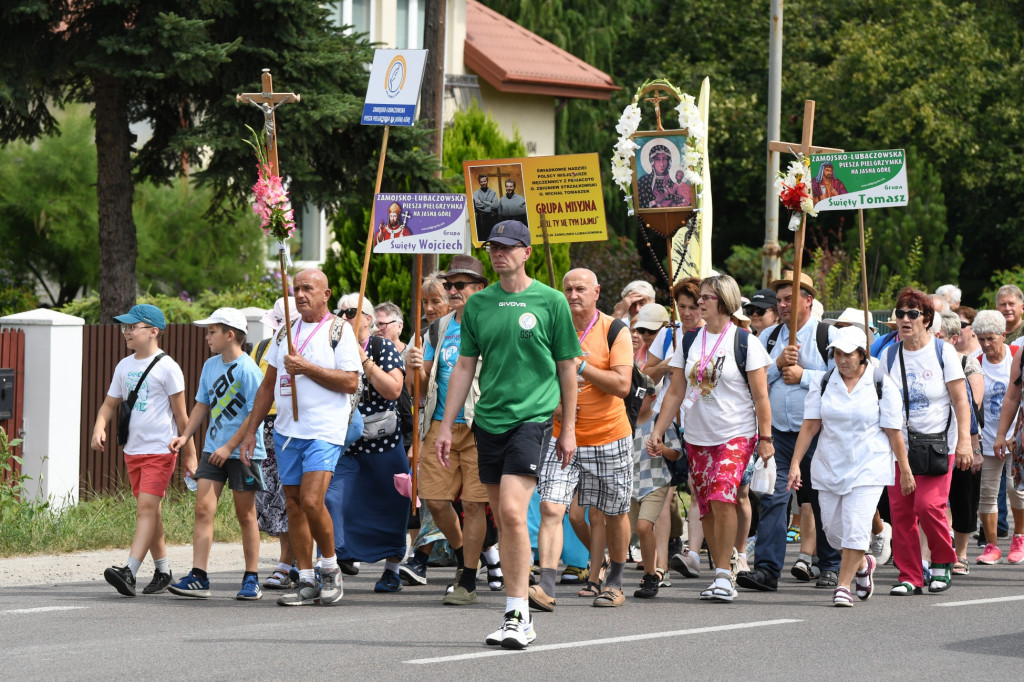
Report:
184,473,198,492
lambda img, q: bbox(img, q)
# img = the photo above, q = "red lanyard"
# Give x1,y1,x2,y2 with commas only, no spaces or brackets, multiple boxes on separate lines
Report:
578,310,599,344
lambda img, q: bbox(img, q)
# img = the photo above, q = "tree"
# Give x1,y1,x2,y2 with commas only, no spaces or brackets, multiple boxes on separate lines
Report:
1,1,445,321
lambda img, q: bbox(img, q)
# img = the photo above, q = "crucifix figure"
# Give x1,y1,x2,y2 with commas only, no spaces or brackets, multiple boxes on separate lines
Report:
766,100,842,340
235,68,301,176
643,89,670,131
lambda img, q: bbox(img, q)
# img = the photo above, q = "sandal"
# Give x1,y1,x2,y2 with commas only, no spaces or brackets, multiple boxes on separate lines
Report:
709,584,735,603
577,580,601,597
655,568,670,588
263,569,293,590
928,563,952,593
889,581,923,596
952,557,970,576
833,586,853,607
854,554,876,601
592,586,625,607
786,525,801,543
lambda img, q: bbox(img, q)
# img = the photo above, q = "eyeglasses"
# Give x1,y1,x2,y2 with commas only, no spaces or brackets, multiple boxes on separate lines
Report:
442,281,475,291
894,309,922,320
636,327,660,336
960,321,971,329
120,324,153,334
376,320,399,330
698,294,719,302
485,243,524,253
340,308,358,319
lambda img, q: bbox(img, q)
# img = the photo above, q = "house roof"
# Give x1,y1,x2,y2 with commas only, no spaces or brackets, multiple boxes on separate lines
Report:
464,0,619,100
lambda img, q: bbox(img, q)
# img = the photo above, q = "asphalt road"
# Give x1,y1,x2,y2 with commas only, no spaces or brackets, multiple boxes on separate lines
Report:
3,546,1023,680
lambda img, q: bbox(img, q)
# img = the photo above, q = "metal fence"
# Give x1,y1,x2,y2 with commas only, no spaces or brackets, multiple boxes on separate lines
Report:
80,324,212,496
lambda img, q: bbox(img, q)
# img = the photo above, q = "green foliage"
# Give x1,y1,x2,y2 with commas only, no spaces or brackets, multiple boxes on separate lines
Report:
0,426,48,528
323,207,413,314
982,266,1024,309
0,104,99,305
442,102,528,188
134,178,266,297
570,236,656,312
721,244,793,296
0,256,39,317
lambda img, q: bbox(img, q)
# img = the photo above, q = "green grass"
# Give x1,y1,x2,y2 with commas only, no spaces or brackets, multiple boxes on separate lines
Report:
0,485,250,557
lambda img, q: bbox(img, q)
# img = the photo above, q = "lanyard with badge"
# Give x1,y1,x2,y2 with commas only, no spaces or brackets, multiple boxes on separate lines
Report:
279,312,331,397
682,322,731,409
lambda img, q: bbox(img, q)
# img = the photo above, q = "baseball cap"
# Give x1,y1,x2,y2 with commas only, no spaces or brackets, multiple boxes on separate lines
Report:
827,326,868,355
486,220,531,247
745,289,778,311
194,307,248,334
634,303,670,329
114,304,166,330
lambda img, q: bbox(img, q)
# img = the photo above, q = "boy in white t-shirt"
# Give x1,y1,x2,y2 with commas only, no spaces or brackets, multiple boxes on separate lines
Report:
169,308,267,600
90,304,195,597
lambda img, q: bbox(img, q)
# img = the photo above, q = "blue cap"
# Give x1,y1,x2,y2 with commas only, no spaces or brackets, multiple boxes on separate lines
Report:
114,304,167,330
486,220,531,247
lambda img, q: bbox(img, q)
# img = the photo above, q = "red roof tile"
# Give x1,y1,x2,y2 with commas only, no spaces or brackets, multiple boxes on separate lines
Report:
464,0,619,100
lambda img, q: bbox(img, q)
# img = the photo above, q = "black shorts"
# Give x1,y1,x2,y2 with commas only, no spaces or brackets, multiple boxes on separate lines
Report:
195,451,265,492
472,418,553,485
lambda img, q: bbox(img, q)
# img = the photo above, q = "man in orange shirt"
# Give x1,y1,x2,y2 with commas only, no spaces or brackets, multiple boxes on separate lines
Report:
531,268,634,609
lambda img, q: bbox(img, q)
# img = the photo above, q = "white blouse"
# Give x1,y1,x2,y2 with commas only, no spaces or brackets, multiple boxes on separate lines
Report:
803,365,904,495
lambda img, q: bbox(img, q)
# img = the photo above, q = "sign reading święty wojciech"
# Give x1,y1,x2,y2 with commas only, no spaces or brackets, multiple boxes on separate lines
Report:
808,149,907,212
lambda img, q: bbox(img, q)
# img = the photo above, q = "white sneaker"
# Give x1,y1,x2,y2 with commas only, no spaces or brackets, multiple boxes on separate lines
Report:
485,622,505,646
318,566,344,605
500,610,536,649
868,522,893,566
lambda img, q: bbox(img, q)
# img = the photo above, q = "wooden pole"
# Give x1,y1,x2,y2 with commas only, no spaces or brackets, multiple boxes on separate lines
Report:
356,125,391,338
539,213,556,287
858,209,873,346
410,255,423,516
787,100,817,342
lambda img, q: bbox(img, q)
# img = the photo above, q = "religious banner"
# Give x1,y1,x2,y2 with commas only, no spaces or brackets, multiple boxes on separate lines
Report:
371,193,467,254
361,49,428,126
809,149,908,211
462,153,607,247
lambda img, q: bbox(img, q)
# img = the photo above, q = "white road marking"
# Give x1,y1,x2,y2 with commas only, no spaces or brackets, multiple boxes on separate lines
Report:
935,595,1024,608
1,606,86,615
405,618,803,664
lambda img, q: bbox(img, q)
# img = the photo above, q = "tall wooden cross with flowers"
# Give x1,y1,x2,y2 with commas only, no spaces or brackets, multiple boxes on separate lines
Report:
238,69,302,417
767,100,842,340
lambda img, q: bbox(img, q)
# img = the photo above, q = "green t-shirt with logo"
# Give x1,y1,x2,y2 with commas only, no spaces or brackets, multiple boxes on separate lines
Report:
460,279,581,433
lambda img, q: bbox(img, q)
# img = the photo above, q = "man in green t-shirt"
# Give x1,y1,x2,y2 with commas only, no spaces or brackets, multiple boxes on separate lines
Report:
437,219,580,650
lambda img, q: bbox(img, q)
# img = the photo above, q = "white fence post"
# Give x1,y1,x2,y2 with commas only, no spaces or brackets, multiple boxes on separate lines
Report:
0,309,84,510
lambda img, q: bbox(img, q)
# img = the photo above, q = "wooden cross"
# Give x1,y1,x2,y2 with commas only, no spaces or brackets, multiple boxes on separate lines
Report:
643,89,670,131
766,100,843,341
236,69,301,176
236,69,302,417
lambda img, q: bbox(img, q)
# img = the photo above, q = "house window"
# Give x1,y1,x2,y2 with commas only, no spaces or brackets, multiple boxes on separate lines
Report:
331,0,373,35
396,0,425,49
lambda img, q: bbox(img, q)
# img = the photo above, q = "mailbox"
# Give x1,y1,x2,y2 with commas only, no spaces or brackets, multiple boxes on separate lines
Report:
0,368,14,420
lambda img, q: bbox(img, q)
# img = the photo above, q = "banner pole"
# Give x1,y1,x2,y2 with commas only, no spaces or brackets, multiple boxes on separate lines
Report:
411,255,422,516
356,124,391,338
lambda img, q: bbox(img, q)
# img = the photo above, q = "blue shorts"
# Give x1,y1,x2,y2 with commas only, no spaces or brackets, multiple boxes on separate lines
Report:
273,432,342,486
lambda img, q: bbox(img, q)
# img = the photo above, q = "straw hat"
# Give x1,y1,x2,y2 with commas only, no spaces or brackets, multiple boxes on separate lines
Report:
770,270,818,298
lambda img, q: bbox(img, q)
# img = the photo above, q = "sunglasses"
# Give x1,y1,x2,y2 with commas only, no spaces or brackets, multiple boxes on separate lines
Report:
960,321,971,329
442,281,475,291
341,308,359,319
636,327,660,336
894,309,922,320
743,307,769,317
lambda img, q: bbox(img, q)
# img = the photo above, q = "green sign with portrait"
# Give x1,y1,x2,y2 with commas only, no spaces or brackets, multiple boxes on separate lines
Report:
808,149,907,212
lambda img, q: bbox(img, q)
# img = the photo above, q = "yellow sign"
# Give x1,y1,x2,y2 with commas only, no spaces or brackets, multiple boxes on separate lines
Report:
463,153,608,247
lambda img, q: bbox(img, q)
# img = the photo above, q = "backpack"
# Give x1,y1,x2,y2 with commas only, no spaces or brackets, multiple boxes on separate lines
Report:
765,321,830,365
681,326,752,389
883,337,945,374
254,338,272,365
607,318,644,430
871,328,900,358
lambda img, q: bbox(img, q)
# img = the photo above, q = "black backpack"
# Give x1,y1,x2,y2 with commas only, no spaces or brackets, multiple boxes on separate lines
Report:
607,319,644,430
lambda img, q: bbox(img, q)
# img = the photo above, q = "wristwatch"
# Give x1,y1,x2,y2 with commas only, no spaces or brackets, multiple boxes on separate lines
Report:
759,435,774,444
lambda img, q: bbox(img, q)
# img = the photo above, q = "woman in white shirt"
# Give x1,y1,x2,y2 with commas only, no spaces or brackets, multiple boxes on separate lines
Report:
648,275,774,603
881,288,973,595
973,310,1024,565
787,327,914,606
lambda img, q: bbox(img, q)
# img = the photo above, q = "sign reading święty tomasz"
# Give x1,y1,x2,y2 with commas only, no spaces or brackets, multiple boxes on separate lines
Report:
809,149,908,212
